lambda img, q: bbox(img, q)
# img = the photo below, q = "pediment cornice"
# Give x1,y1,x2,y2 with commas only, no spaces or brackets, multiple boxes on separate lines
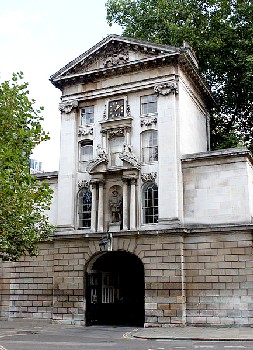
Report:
50,35,179,82
50,35,214,107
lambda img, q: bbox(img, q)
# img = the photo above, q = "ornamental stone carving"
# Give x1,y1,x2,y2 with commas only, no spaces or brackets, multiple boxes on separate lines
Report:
141,172,157,183
86,145,108,173
154,81,178,96
103,45,129,68
78,180,90,189
126,102,131,118
59,99,78,114
119,143,141,170
140,117,157,127
107,127,125,139
103,105,107,120
78,126,93,137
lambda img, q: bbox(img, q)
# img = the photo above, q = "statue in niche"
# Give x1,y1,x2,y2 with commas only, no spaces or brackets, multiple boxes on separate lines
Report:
109,190,122,223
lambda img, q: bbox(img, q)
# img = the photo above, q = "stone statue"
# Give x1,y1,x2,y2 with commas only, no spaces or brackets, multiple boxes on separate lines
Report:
109,190,122,223
97,144,107,160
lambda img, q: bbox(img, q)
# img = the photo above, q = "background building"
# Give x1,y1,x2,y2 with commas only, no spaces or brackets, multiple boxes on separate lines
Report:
29,159,43,174
0,35,252,327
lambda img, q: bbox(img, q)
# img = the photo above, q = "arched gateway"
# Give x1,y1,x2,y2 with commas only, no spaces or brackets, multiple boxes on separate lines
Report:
85,251,144,326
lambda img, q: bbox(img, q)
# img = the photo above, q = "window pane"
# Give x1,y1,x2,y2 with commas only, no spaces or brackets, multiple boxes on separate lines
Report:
80,144,93,160
141,95,157,115
143,183,158,224
81,106,94,125
142,131,158,163
110,137,124,166
78,189,92,228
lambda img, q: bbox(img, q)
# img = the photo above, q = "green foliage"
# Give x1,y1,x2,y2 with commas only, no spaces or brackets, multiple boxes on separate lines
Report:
0,72,54,261
106,0,253,150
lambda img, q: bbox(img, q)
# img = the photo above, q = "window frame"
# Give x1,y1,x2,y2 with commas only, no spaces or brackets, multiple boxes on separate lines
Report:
80,106,94,126
78,188,92,228
142,182,159,224
141,130,158,163
79,141,93,172
140,94,157,116
109,136,124,167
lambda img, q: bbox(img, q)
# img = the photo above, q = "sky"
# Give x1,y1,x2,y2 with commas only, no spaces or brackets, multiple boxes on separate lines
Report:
0,0,122,171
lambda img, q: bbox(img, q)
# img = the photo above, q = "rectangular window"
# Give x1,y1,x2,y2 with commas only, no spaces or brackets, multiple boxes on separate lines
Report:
81,106,94,125
141,95,157,115
110,136,124,167
142,130,158,163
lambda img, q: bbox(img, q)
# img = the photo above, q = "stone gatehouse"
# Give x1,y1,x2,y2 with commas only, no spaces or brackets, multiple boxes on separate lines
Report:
0,35,252,327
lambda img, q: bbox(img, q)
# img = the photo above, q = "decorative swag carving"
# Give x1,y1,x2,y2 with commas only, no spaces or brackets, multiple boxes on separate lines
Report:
141,172,157,183
154,81,178,96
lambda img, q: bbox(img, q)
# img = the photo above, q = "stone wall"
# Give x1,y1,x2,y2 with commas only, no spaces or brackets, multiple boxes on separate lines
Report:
53,238,88,324
185,230,253,326
0,229,252,327
183,149,253,225
0,244,53,320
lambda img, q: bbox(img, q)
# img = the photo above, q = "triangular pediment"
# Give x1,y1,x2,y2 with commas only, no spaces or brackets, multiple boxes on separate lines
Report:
50,35,179,82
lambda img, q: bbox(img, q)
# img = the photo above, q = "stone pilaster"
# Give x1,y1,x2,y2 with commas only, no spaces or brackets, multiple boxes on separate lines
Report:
130,178,137,230
97,181,104,232
122,178,129,230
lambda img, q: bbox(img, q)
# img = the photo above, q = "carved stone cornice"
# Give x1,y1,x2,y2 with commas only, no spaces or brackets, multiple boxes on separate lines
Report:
141,172,157,183
154,81,178,96
59,99,78,114
78,180,90,189
140,116,157,127
119,144,141,170
78,126,93,137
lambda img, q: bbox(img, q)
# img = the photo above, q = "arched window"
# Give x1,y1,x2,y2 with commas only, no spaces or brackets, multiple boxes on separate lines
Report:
78,189,92,228
79,141,93,171
143,183,158,224
141,130,158,163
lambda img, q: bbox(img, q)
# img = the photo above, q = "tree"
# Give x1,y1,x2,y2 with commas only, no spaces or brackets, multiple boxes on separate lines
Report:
0,72,54,261
106,0,253,150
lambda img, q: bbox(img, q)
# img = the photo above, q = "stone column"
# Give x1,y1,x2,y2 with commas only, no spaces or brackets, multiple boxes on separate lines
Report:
122,179,129,230
130,178,136,230
91,182,97,232
97,181,104,232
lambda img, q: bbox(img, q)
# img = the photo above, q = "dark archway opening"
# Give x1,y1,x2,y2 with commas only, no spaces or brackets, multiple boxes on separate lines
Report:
86,251,144,327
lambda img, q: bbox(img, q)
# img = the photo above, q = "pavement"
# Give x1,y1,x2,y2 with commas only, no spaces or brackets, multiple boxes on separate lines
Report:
0,319,253,341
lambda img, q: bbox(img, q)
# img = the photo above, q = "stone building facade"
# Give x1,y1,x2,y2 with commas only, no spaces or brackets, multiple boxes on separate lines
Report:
0,35,252,327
